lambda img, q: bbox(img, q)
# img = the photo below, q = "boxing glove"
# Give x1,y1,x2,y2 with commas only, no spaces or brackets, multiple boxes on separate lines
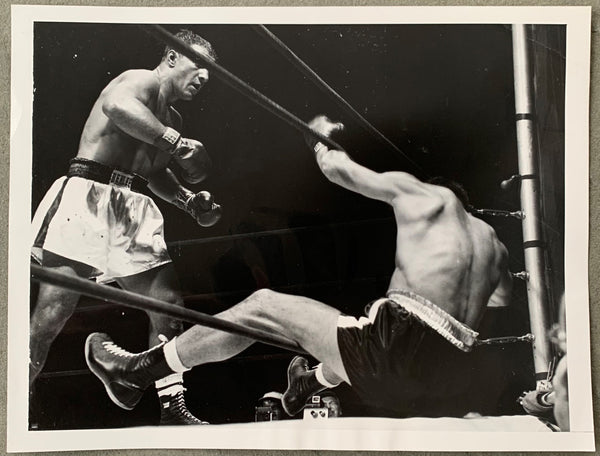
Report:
174,188,222,227
156,127,212,184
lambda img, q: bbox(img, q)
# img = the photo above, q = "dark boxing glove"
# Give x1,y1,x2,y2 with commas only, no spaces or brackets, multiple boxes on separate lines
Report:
173,188,222,227
156,127,212,184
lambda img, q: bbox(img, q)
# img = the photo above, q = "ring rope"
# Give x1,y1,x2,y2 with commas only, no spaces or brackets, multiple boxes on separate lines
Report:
251,24,417,168
38,352,294,380
142,25,344,152
32,264,532,354
31,264,304,354
166,216,394,248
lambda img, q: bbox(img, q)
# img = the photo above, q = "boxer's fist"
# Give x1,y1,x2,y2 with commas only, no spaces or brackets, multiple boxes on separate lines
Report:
305,115,344,150
186,190,222,227
174,188,222,227
155,128,212,184
172,138,212,184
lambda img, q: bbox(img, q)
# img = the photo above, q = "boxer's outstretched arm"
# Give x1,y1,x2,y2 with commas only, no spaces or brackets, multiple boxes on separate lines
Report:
313,144,423,205
307,115,423,204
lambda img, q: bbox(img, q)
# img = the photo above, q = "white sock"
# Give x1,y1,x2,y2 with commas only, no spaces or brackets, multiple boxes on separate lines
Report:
162,337,190,373
155,372,183,389
156,382,185,397
314,363,340,389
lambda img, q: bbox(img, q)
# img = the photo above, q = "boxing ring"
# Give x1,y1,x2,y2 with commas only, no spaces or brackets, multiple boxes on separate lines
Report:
29,24,561,429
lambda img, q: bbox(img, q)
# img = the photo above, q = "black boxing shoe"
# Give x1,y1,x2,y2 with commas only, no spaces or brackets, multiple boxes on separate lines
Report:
282,356,326,416
159,388,209,425
85,332,173,410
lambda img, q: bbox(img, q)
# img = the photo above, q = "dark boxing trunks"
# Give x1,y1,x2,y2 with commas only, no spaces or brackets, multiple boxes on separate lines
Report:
337,290,479,417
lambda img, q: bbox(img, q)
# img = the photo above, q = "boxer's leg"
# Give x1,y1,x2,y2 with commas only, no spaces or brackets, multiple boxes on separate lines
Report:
115,264,206,425
30,253,93,386
176,288,348,383
85,288,348,417
179,288,346,416
116,264,184,345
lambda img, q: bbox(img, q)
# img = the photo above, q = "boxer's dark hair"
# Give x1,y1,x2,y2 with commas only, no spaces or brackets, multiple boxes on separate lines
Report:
427,176,473,212
163,29,217,62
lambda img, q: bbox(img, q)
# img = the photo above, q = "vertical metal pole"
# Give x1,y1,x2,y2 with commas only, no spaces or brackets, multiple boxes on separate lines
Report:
511,24,553,390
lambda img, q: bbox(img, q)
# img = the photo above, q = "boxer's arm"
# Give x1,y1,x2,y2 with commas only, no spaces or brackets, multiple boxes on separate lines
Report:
104,76,211,180
148,168,222,228
307,115,422,204
147,167,183,203
314,143,422,204
486,245,512,308
102,73,175,150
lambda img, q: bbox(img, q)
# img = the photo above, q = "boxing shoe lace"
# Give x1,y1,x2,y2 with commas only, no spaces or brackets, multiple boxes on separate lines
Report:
105,335,170,386
101,341,142,357
101,334,168,359
159,388,209,425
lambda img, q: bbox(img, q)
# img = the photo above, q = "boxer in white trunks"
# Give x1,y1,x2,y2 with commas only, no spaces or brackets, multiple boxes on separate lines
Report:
30,29,221,425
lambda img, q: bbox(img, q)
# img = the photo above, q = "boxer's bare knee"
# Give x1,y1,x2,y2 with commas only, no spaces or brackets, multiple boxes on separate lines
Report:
248,287,277,302
232,288,283,322
231,289,332,345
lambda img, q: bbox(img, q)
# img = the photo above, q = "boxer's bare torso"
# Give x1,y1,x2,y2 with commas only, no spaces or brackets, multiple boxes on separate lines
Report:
387,177,511,328
313,143,512,329
77,69,176,178
76,43,209,179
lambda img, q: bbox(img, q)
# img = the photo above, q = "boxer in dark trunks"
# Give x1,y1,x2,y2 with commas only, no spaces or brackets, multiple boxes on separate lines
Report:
84,115,512,419
31,30,221,425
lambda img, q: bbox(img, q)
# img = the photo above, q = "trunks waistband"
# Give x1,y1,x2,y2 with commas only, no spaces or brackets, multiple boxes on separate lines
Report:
386,289,479,352
67,158,148,193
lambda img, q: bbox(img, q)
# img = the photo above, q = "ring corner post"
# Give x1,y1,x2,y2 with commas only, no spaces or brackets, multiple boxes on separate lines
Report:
511,23,554,391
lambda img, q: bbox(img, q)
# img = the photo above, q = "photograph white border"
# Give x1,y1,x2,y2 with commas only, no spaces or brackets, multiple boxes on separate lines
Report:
8,5,594,452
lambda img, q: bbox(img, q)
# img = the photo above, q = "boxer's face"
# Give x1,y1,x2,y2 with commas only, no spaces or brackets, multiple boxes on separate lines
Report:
169,45,210,101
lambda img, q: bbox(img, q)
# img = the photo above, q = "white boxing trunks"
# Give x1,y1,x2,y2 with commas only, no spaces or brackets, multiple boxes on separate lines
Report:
32,175,172,283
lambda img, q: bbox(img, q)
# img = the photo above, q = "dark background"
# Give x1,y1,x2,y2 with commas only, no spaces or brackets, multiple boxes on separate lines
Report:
30,23,565,429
